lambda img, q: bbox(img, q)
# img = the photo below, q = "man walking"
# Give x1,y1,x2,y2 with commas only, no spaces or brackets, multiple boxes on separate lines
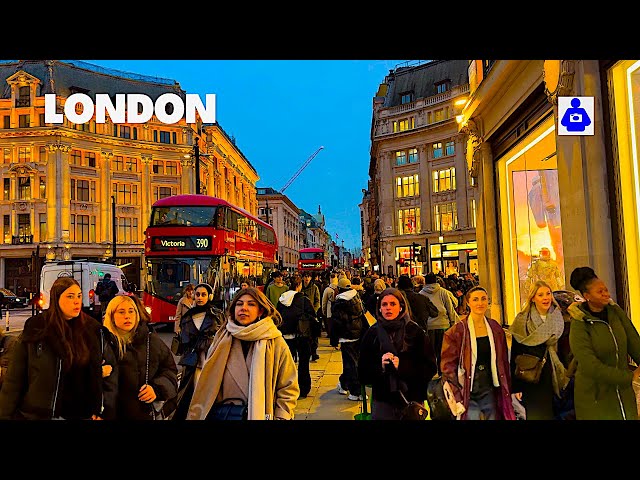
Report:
301,271,321,361
95,272,119,318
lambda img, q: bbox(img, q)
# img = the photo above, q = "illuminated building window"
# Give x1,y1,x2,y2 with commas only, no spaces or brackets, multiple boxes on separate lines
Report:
18,177,30,200
397,207,420,235
408,148,418,164
18,147,31,163
445,141,455,156
434,203,457,231
396,174,419,198
469,198,477,228
432,142,443,158
432,167,456,192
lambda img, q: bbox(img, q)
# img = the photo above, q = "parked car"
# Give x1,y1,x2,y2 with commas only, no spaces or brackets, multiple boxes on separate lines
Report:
0,288,29,309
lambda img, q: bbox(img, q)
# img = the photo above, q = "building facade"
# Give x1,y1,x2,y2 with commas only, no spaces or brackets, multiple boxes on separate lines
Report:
367,60,478,279
0,60,258,293
457,60,640,328
256,187,301,272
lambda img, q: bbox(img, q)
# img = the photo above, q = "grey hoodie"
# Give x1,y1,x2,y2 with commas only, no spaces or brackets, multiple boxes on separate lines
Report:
419,283,460,330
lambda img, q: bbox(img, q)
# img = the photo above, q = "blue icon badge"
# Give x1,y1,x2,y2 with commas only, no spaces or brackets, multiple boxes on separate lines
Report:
558,97,594,136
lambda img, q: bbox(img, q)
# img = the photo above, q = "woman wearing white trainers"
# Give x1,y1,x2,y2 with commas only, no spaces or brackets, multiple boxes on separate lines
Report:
358,288,438,419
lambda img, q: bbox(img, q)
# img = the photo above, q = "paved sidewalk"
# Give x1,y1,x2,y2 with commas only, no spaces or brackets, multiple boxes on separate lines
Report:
294,333,371,420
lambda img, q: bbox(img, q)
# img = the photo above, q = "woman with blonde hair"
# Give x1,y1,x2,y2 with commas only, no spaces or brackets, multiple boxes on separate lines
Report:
186,286,299,420
509,280,567,420
103,295,177,420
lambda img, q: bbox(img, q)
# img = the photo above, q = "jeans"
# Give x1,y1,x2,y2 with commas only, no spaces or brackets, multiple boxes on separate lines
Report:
339,340,362,395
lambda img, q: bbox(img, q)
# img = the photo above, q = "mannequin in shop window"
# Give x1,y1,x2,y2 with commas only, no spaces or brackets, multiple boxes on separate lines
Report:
524,247,564,295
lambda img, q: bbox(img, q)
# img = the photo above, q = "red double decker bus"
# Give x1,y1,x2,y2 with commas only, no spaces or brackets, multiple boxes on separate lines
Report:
297,247,327,273
143,195,278,327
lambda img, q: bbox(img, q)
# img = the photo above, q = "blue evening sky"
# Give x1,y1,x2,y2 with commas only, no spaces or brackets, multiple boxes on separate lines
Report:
82,60,410,251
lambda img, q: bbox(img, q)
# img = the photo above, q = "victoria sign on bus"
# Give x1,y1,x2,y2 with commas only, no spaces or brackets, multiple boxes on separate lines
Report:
151,236,212,251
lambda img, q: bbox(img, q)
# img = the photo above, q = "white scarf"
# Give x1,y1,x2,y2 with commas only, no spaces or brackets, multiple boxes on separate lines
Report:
187,316,282,420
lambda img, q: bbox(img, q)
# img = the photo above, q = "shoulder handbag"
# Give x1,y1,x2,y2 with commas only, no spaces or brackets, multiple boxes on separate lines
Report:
426,376,454,420
398,390,429,421
514,350,547,384
146,332,166,420
207,398,248,420
170,333,183,356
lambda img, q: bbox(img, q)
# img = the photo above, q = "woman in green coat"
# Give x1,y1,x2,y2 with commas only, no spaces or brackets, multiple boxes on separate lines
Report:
568,267,640,420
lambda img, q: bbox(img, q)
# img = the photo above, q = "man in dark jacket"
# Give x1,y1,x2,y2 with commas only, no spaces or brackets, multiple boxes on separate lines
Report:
396,275,438,332
96,273,119,317
301,271,321,361
331,277,369,401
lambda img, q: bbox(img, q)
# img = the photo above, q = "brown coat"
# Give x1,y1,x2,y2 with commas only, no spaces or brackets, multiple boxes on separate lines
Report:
441,315,515,420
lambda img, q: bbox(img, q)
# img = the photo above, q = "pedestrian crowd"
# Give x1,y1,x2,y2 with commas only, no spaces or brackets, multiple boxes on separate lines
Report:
1,263,639,421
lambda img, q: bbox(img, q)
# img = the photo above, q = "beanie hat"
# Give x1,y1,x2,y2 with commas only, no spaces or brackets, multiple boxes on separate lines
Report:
338,278,351,290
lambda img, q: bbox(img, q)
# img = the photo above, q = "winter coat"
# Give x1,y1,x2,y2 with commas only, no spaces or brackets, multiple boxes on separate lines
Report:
177,305,224,369
276,290,317,338
321,284,338,318
440,315,515,420
568,302,640,420
0,312,118,420
364,292,381,317
331,289,369,343
419,283,460,330
359,320,437,405
111,321,178,420
301,281,321,313
0,332,18,388
265,283,289,308
399,287,438,332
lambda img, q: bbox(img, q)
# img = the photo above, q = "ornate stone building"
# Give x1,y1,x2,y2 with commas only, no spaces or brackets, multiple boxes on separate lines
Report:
366,60,477,278
0,60,258,293
457,60,640,327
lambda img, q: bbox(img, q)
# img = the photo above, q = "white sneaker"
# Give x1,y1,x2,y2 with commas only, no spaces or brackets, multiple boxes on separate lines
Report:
337,382,348,395
347,394,363,401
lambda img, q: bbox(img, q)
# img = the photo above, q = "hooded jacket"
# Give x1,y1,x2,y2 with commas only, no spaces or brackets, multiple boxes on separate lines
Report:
301,281,321,313
568,301,640,420
419,283,460,330
331,289,368,342
276,290,316,338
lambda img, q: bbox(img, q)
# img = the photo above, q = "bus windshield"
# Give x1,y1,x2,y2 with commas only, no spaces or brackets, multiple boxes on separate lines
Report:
146,258,220,303
300,251,324,260
150,206,218,227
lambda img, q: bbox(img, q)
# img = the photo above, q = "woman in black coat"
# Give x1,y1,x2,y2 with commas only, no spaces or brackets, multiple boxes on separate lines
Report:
276,275,317,398
170,283,225,420
358,288,437,420
103,295,178,420
0,277,118,420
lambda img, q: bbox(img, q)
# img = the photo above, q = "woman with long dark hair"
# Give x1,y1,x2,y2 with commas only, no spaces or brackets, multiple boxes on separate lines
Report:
186,286,299,420
0,277,118,420
358,287,437,419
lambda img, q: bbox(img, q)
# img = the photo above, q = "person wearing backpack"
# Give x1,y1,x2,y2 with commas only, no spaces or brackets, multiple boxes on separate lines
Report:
96,273,119,318
331,277,370,401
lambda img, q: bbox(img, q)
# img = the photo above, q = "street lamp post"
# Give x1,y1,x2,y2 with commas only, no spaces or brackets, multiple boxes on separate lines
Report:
112,195,117,263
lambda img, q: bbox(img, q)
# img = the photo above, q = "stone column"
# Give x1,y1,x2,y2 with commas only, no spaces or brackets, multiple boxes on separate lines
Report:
140,154,152,228
100,151,113,244
59,144,72,241
181,157,195,194
418,144,432,232
455,133,469,228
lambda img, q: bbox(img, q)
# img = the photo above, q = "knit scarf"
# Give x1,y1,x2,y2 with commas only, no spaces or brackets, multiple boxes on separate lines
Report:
510,305,568,395
187,316,282,420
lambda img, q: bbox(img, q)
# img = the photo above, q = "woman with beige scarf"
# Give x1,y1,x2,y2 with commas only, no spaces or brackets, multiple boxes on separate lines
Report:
510,280,568,420
186,287,299,420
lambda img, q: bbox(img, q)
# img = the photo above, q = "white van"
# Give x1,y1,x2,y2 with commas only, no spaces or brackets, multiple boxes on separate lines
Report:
39,261,132,319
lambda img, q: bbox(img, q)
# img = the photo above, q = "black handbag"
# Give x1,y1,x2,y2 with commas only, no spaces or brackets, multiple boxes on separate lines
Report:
398,391,429,421
426,375,454,420
514,350,547,384
207,398,248,421
171,333,183,356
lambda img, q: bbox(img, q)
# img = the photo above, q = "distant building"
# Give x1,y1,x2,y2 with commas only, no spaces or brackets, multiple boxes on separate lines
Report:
365,60,477,279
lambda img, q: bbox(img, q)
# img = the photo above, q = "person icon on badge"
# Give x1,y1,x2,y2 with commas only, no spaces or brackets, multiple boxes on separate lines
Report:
560,98,591,132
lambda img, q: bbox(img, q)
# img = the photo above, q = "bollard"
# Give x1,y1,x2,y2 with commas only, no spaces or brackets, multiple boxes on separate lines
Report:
5,309,8,332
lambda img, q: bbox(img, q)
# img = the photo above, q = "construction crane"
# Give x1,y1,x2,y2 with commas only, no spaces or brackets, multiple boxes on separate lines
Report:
280,146,324,193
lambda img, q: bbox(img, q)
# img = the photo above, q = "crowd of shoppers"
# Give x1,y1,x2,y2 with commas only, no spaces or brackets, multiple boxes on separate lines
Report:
2,262,639,422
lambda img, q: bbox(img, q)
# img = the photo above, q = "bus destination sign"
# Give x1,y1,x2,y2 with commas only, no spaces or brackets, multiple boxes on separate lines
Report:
151,236,212,251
